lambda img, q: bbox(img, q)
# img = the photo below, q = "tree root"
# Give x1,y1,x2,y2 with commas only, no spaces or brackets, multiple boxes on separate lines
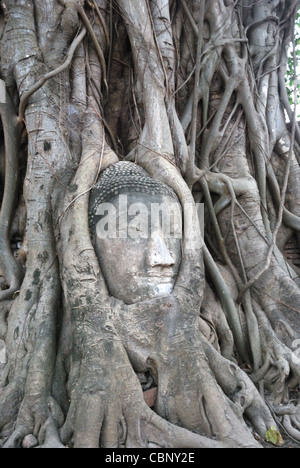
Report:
3,427,27,449
201,335,277,440
0,300,11,338
2,396,66,449
18,26,87,123
0,241,61,444
203,244,249,362
0,89,24,301
250,302,300,404
139,408,260,449
56,332,251,449
201,281,235,360
269,404,300,442
57,341,262,449
36,416,66,449
282,415,300,442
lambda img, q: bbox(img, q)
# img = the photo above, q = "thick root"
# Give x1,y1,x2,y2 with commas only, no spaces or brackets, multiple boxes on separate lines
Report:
55,323,261,449
36,416,66,449
2,394,51,448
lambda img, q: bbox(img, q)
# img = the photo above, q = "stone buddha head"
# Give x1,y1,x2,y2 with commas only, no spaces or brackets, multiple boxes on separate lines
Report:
89,162,182,305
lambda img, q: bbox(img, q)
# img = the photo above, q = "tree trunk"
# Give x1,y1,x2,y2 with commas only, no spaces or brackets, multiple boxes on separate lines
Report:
0,0,299,448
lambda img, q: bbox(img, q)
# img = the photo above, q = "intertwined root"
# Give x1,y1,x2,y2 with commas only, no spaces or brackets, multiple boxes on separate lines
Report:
201,337,276,439
249,303,300,404
269,404,300,443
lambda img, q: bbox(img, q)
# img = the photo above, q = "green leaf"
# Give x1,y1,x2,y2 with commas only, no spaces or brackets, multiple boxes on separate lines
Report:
265,427,284,447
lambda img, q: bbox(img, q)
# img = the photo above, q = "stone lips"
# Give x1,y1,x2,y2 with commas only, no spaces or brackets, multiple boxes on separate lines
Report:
89,161,179,233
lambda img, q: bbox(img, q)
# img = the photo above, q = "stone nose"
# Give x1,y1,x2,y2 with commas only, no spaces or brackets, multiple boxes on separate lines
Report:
149,231,175,268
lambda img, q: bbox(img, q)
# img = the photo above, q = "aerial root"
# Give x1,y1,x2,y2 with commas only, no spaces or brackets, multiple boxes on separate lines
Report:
18,26,87,122
270,404,300,442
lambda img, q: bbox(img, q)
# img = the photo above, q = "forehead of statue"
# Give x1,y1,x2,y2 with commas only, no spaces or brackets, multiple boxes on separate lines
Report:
106,192,182,221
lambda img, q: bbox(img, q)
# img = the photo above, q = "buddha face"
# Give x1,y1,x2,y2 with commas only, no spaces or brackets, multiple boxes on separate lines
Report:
94,192,182,304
